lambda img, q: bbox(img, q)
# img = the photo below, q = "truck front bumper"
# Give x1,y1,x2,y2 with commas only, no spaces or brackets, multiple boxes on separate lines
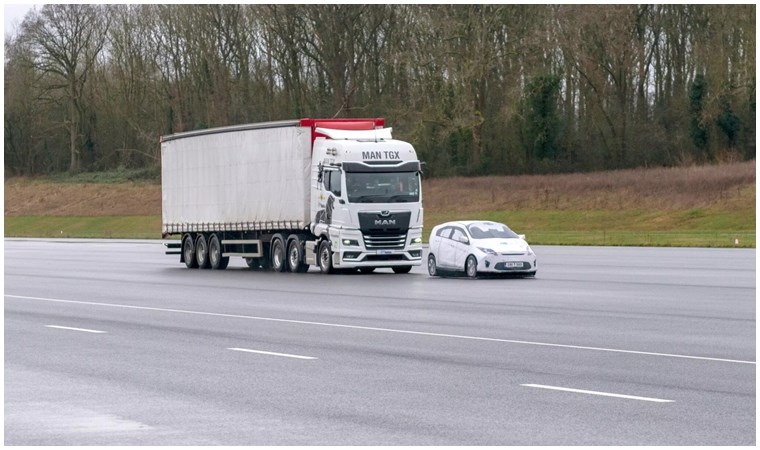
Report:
333,229,423,268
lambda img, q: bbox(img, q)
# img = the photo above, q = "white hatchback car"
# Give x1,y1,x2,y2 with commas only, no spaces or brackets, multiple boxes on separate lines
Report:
427,220,537,278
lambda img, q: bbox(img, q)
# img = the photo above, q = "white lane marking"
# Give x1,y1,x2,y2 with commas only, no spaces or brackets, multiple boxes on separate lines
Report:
45,325,106,334
228,347,316,360
7,294,754,365
521,384,674,403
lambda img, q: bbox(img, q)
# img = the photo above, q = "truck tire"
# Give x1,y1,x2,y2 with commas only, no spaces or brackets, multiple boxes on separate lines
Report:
317,240,334,274
270,234,288,272
183,234,198,269
392,266,412,274
209,234,229,270
287,235,309,273
196,234,211,269
358,267,376,274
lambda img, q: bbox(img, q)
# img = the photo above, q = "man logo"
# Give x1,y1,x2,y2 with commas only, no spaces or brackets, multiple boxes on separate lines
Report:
374,219,396,226
380,210,391,217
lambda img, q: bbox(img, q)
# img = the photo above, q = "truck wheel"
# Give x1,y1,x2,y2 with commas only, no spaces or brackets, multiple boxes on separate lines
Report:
196,234,210,269
209,234,229,270
287,236,309,273
392,266,412,274
270,234,288,272
358,267,376,274
318,240,334,274
183,234,198,269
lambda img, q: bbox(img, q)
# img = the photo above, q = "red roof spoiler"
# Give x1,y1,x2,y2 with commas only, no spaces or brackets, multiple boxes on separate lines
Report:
299,118,385,144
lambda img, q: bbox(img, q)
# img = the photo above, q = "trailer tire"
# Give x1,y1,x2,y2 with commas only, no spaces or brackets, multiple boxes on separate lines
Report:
392,266,412,274
271,234,288,272
318,240,334,274
209,234,229,270
196,234,211,269
287,236,309,273
183,234,198,269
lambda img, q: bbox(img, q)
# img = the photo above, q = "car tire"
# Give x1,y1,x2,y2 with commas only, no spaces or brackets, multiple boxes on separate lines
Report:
427,254,438,277
465,255,478,278
392,266,412,274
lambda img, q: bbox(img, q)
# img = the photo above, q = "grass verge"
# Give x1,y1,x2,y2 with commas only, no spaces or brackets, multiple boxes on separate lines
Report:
5,211,755,247
5,216,162,239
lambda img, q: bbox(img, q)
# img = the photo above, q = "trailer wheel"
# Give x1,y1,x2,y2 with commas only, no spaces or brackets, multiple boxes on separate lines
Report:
287,236,309,273
318,240,334,274
183,234,198,269
209,234,229,270
392,266,412,274
195,234,210,269
271,234,288,272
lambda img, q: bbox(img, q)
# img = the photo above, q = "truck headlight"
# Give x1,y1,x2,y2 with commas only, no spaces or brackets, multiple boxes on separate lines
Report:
342,239,359,247
411,237,422,245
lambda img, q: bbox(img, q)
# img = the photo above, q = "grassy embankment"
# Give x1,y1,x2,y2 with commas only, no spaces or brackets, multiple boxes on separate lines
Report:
4,162,756,247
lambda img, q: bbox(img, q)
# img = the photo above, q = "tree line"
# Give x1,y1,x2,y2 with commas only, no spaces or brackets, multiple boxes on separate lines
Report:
4,4,755,177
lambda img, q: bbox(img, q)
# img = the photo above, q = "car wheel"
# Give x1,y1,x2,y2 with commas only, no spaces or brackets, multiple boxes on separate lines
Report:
427,254,438,277
465,255,478,278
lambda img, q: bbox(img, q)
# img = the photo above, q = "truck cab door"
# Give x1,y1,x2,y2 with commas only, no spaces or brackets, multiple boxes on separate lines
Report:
320,169,349,227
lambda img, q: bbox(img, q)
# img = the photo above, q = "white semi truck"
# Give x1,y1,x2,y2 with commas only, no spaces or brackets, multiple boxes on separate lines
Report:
161,118,424,274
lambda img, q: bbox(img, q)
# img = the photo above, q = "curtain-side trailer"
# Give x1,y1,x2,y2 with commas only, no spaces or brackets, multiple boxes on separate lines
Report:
161,118,424,274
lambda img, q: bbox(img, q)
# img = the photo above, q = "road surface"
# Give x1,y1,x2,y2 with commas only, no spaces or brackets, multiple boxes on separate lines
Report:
4,239,755,445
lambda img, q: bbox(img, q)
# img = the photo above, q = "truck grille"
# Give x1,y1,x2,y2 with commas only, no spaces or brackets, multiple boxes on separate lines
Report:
363,233,407,250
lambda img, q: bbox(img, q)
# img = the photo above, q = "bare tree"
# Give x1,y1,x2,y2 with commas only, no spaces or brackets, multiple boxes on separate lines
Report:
21,4,111,172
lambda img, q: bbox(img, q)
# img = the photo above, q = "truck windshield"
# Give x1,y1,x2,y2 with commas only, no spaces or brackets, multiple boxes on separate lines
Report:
346,172,420,203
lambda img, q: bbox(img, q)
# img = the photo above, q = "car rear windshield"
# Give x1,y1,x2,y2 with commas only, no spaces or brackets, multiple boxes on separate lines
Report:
467,223,519,239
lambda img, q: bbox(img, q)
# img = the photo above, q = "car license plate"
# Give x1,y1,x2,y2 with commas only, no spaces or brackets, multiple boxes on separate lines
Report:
505,262,522,268
377,250,393,255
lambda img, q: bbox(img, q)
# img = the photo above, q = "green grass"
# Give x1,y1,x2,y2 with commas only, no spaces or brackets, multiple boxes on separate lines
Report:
424,208,755,248
4,209,755,247
4,216,162,239
46,167,161,184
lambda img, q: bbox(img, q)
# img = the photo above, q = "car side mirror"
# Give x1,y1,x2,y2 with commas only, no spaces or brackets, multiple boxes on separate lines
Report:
458,236,469,245
518,234,526,240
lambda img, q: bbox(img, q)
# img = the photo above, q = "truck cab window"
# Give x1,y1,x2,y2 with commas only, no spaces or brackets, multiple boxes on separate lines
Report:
324,170,342,197
345,171,420,204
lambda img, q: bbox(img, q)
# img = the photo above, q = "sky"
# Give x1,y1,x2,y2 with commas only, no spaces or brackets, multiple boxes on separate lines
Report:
4,4,39,38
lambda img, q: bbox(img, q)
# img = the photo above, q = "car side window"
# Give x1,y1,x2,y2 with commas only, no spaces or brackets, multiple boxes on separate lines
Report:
436,227,452,239
450,228,467,243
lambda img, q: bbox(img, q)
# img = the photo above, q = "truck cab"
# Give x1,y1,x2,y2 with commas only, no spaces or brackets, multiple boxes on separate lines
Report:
307,125,424,273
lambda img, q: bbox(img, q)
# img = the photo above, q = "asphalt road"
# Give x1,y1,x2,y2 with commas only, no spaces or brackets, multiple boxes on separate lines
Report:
4,239,756,445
